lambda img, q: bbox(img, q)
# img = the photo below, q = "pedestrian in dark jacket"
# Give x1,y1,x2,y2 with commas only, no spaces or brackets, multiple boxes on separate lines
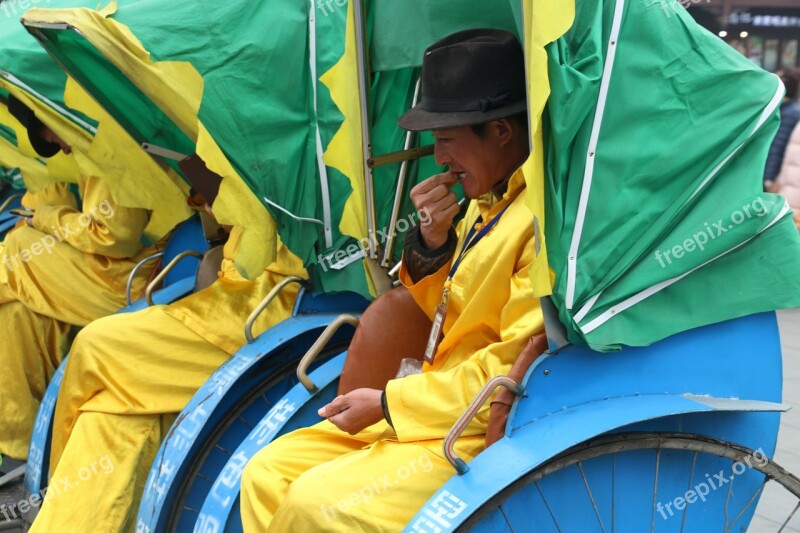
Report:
765,69,800,187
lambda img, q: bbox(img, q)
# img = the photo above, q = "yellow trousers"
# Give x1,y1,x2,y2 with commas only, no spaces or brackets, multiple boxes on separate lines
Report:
0,226,152,459
0,226,150,326
0,302,74,459
240,420,480,532
30,305,230,533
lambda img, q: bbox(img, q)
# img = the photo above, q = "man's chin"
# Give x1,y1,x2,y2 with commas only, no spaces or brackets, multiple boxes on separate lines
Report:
460,180,481,200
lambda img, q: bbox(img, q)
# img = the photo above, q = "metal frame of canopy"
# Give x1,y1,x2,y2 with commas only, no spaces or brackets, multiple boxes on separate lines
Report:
23,20,192,167
0,67,97,137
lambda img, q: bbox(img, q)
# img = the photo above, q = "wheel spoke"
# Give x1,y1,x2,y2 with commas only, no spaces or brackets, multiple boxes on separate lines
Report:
723,463,735,533
611,453,616,533
578,461,606,532
728,477,766,530
650,445,661,533
534,480,562,533
498,505,515,533
777,498,800,532
680,451,698,533
238,414,255,429
214,443,234,457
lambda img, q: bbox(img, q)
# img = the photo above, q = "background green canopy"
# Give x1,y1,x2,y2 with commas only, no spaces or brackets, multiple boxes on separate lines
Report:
0,0,192,241
21,0,512,296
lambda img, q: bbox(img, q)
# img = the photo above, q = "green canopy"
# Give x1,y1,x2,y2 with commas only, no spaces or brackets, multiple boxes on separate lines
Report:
370,1,520,71
0,0,192,241
0,0,97,133
544,0,800,350
23,0,520,296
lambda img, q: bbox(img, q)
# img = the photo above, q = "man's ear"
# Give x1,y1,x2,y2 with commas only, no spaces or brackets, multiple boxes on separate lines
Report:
492,118,514,147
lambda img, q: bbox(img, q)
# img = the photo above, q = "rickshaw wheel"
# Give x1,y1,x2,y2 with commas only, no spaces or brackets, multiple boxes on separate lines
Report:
163,341,349,532
458,432,800,532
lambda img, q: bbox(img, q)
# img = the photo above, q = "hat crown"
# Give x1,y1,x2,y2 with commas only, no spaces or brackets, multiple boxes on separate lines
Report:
420,29,526,116
5,95,62,158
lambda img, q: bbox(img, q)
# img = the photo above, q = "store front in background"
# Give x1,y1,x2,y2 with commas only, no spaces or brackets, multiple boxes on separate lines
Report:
724,8,800,71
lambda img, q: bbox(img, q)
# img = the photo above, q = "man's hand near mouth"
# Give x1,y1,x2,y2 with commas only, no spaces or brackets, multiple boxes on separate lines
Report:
410,172,461,250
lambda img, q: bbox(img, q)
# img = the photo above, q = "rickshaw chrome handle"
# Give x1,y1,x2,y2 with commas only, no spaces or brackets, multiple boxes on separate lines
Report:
444,376,525,475
296,314,360,392
244,276,306,343
126,252,164,306
145,250,204,307
0,193,24,214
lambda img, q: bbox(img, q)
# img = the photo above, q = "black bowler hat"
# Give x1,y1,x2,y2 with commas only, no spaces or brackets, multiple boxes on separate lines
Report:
7,95,61,158
398,29,527,132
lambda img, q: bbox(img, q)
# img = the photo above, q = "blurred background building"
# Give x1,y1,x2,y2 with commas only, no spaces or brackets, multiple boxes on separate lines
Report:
687,0,800,71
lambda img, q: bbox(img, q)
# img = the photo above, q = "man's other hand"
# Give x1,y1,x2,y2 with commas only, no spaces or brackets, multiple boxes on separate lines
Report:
318,388,384,435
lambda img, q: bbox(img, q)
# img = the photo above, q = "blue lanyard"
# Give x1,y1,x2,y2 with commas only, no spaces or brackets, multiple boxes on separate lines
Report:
447,204,511,281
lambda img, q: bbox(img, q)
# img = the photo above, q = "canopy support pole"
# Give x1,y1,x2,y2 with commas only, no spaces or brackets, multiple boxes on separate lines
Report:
353,0,378,259
381,77,421,267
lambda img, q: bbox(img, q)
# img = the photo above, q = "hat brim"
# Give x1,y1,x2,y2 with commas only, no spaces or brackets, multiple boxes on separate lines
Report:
23,113,61,158
7,97,61,158
28,127,61,158
397,99,528,132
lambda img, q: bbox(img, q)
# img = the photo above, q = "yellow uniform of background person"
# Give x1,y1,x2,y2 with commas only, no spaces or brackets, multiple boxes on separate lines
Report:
240,29,545,531
0,98,166,461
29,225,307,532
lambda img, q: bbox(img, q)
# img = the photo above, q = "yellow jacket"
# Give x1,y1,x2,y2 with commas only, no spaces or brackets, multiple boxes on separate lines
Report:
0,174,163,325
164,226,308,355
22,182,78,211
389,168,544,444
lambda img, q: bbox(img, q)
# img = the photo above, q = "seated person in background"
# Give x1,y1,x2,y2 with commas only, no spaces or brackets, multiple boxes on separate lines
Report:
239,29,546,531
764,69,800,188
29,198,308,532
0,97,168,463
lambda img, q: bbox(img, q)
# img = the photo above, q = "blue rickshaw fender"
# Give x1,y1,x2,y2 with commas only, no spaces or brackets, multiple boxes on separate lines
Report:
404,393,788,533
135,312,358,533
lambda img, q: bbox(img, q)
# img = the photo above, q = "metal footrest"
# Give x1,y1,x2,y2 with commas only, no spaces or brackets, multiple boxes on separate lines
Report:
0,479,26,531
0,466,25,489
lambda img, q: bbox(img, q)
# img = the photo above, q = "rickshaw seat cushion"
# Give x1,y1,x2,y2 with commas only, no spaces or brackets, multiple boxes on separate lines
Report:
486,333,548,447
338,286,431,395
194,245,225,293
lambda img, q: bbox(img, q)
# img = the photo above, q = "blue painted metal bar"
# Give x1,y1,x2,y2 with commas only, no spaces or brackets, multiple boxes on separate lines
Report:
195,353,346,532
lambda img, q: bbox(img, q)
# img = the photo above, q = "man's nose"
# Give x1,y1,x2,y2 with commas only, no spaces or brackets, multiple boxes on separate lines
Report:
433,142,450,167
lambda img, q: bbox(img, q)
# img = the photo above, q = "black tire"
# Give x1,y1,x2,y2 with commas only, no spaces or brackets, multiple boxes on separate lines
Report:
458,432,800,532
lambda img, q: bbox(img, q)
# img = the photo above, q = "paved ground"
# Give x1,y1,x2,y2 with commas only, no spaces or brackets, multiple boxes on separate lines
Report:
751,308,800,532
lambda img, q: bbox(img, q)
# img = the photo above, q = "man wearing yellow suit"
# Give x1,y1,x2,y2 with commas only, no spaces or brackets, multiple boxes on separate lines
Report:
0,96,168,462
240,29,545,531
29,204,307,530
